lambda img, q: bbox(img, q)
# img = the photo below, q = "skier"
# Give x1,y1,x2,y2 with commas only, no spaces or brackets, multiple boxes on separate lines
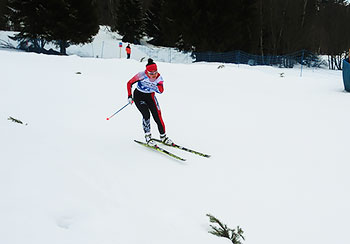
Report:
127,58,173,146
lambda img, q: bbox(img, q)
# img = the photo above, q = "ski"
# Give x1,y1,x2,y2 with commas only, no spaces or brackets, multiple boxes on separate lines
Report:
134,140,186,161
151,139,211,158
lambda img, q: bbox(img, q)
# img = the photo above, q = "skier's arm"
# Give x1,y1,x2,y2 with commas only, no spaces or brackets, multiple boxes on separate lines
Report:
127,73,140,97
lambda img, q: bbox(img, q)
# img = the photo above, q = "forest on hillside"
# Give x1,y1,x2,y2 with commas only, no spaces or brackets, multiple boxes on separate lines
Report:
0,0,349,58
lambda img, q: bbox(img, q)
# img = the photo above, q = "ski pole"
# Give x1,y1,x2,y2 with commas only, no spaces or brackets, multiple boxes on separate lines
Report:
106,102,130,120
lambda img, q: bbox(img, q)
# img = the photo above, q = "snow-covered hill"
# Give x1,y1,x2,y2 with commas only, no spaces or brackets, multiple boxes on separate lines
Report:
0,30,349,244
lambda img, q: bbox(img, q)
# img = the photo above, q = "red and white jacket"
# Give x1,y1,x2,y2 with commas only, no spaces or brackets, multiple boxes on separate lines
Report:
127,71,164,97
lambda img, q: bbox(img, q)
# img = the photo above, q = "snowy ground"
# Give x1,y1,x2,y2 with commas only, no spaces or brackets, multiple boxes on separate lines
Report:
1,28,350,244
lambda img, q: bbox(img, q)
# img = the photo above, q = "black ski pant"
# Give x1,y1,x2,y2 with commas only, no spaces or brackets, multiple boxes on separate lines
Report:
133,89,165,135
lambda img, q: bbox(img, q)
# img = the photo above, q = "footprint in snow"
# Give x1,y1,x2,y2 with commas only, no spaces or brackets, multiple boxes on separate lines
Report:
56,216,74,230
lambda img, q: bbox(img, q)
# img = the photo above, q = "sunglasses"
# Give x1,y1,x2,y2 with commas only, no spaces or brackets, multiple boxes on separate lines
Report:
148,71,158,75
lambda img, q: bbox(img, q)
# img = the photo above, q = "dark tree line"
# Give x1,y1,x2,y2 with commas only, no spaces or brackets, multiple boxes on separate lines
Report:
1,0,350,57
91,0,350,57
138,0,350,56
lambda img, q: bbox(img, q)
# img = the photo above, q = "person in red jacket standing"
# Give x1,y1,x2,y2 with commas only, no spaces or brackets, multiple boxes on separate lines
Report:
127,59,173,146
126,44,131,59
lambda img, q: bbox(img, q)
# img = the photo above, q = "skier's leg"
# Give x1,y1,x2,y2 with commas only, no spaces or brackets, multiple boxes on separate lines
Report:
148,93,166,135
147,94,174,145
133,90,152,140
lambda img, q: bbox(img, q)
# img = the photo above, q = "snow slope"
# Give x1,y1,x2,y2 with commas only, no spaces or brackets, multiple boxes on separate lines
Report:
1,37,350,244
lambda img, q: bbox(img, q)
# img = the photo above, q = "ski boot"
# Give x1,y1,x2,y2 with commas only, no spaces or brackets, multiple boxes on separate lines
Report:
145,133,157,147
160,134,174,146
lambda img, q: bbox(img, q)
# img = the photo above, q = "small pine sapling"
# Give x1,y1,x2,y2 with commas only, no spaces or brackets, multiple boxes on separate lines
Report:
8,116,23,124
207,214,245,244
8,116,28,125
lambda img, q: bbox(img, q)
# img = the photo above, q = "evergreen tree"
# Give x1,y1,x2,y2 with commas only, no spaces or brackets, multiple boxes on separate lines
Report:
144,0,164,45
96,0,117,25
0,0,8,30
161,0,258,52
7,0,48,48
159,0,187,48
236,0,258,52
256,0,320,55
7,0,99,54
45,0,99,54
113,0,144,43
316,0,349,56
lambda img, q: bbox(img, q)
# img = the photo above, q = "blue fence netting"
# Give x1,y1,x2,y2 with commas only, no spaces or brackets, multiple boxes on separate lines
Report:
192,50,324,68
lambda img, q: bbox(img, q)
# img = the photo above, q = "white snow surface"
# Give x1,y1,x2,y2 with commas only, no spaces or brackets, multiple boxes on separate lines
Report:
1,28,350,244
